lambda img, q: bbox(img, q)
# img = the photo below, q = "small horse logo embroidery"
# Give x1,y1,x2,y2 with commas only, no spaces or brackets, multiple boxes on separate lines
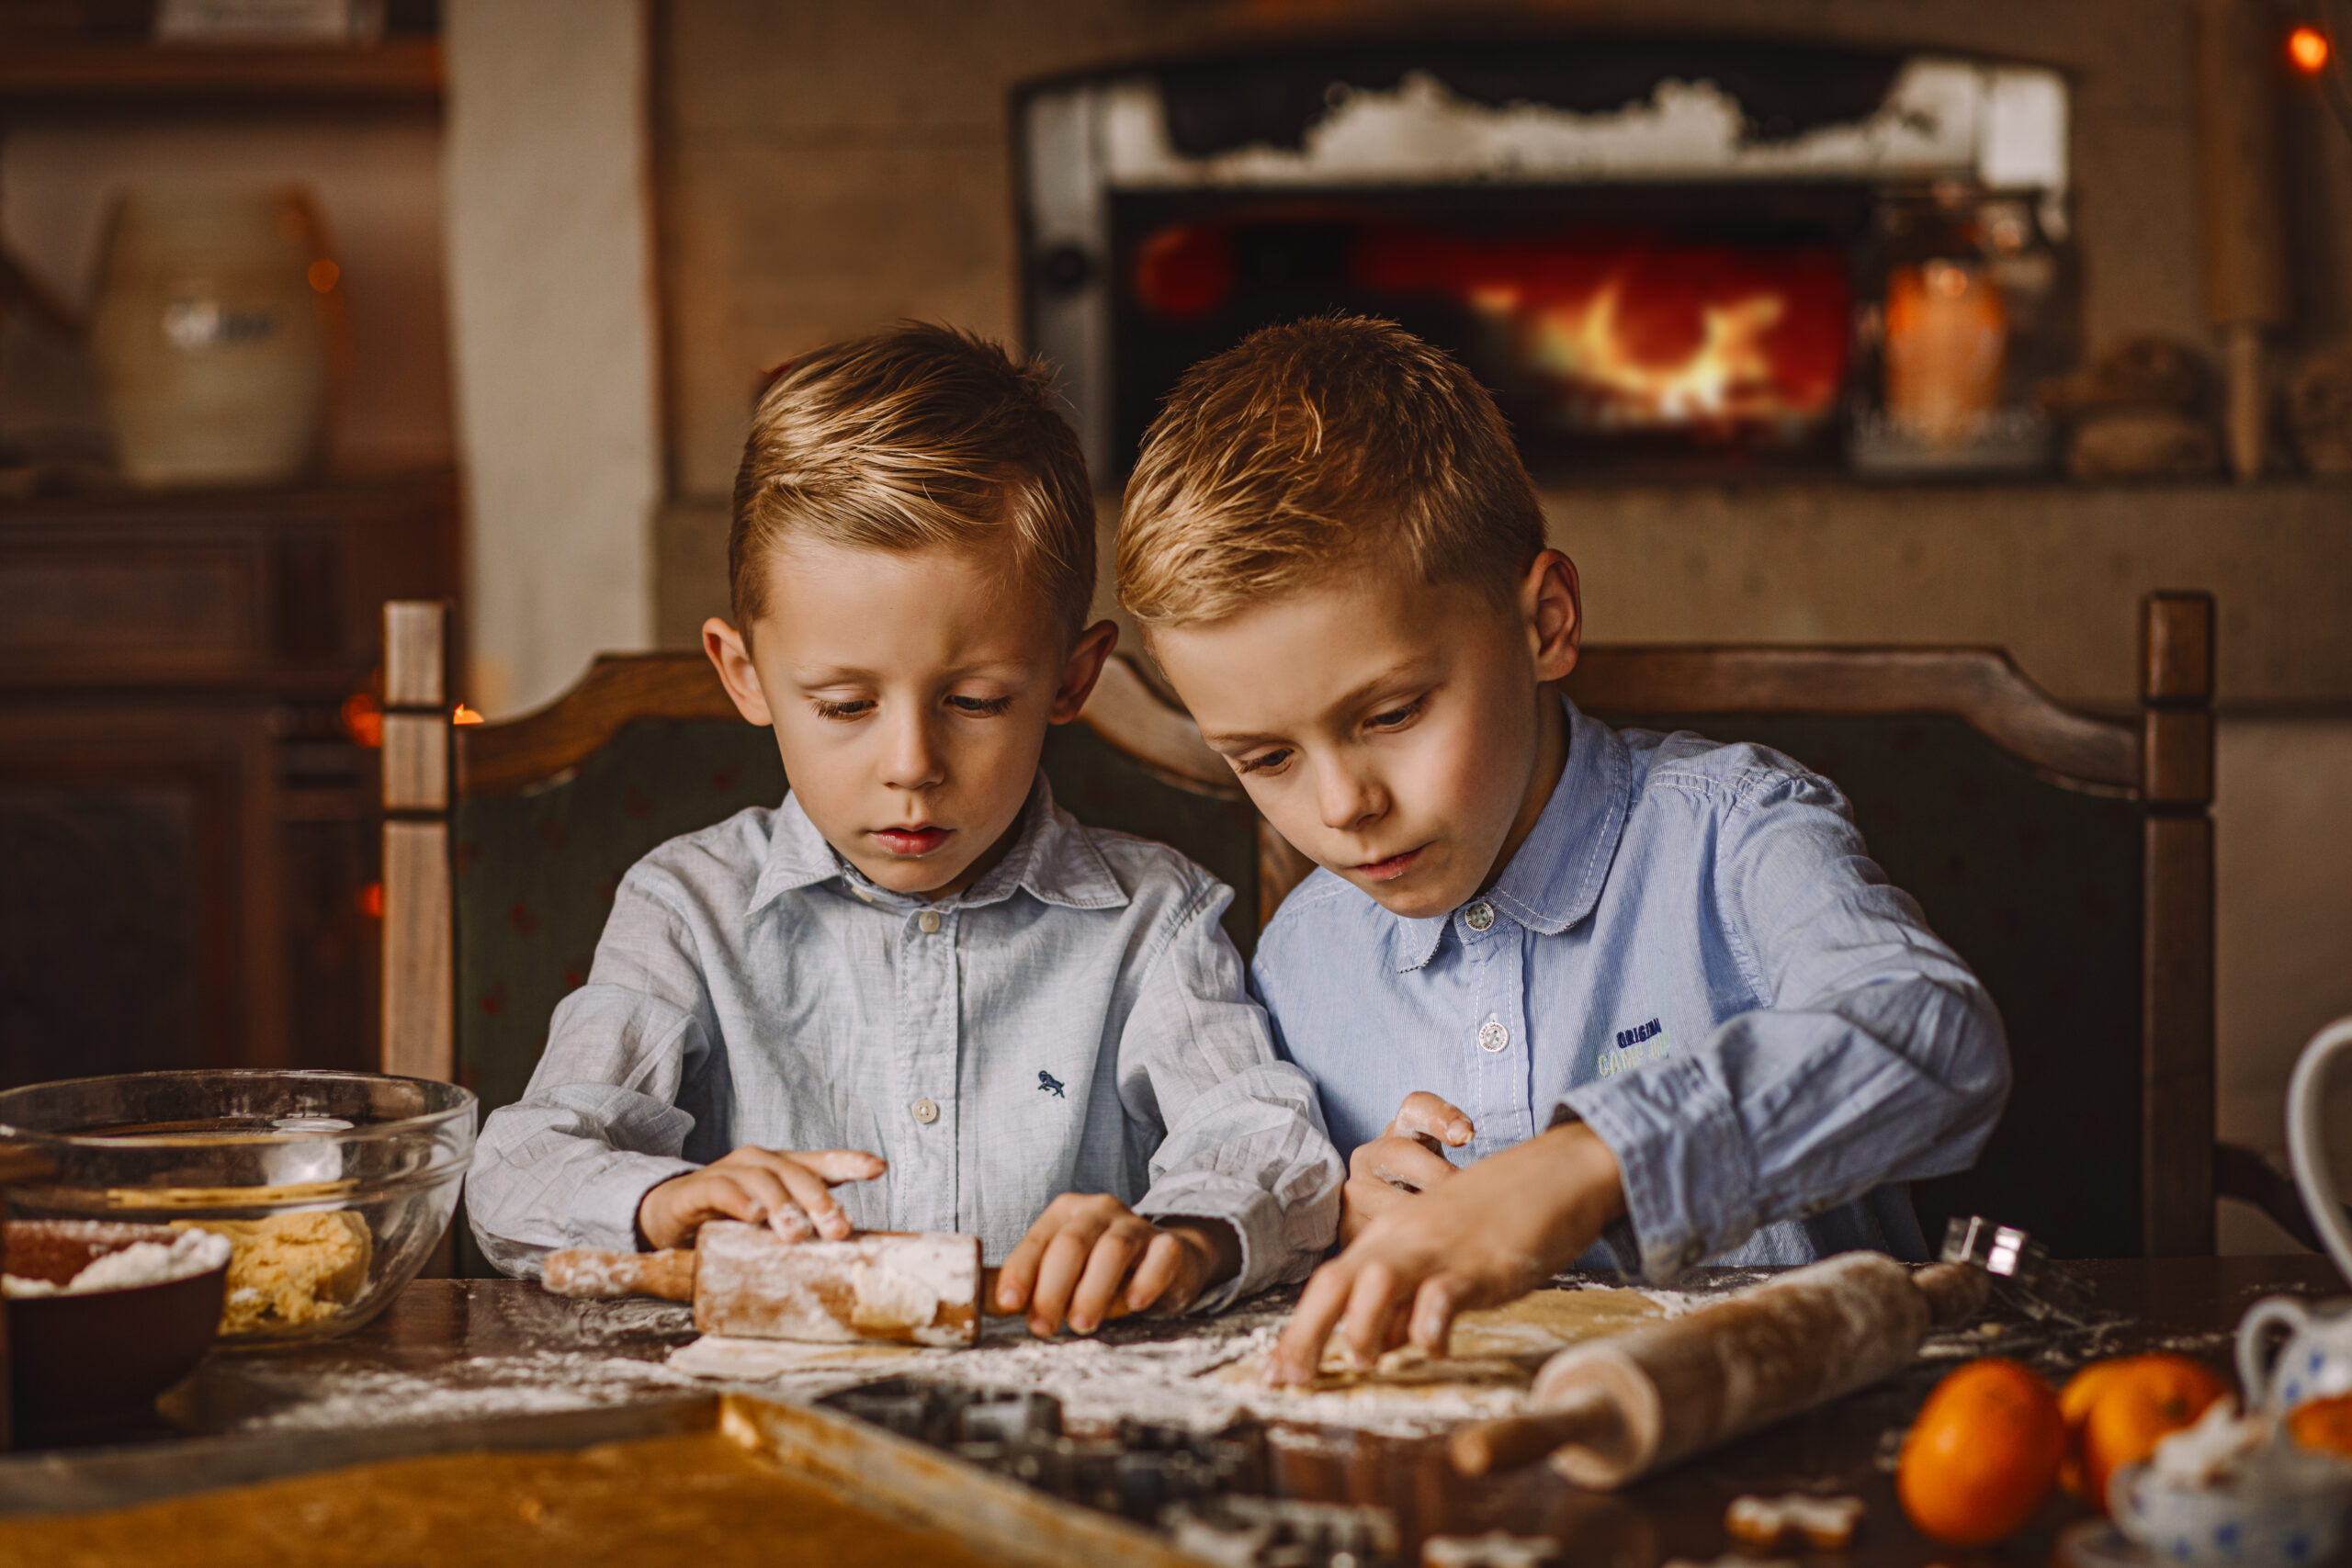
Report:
1036,1070,1066,1099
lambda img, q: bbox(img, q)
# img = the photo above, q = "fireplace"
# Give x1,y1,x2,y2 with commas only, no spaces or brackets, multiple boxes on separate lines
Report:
1019,39,2075,483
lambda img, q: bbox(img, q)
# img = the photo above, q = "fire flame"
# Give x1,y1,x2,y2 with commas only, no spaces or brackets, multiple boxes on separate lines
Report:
1350,226,1846,442
1502,276,1795,428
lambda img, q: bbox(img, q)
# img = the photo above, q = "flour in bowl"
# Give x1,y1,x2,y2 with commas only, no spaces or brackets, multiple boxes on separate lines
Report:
2,1226,231,1298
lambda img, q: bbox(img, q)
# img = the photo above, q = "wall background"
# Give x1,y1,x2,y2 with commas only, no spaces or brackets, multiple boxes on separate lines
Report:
443,0,662,718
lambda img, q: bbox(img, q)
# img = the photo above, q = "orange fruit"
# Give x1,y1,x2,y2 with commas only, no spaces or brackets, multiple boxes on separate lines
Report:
1898,1358,2066,1546
2058,1358,2143,1496
2289,1392,2352,1458
2078,1354,2229,1509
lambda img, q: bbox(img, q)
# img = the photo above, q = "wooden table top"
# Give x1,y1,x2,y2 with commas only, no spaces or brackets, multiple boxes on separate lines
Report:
18,1255,2348,1565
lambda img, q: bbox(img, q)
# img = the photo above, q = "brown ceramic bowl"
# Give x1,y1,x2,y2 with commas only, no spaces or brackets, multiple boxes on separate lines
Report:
5,1218,228,1446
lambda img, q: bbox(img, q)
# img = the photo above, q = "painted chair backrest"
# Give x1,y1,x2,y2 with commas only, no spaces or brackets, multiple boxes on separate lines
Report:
1558,592,2215,1258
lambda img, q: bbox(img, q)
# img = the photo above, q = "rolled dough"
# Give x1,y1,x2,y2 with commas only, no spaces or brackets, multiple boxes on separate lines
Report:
1216,1286,1661,1393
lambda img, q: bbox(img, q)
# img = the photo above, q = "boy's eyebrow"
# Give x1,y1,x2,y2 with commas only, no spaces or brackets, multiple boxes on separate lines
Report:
1197,662,1433,749
790,658,1033,685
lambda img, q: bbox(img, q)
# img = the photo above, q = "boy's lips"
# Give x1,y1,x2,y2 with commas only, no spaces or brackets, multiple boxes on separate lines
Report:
871,825,952,856
1352,844,1427,882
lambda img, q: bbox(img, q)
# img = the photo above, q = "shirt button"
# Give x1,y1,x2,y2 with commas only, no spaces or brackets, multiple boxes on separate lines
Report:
1464,901,1496,931
1477,1020,1510,1053
916,910,941,934
910,1098,939,1124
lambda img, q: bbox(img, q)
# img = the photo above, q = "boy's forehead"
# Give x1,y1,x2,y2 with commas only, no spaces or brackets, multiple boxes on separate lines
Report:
1151,574,1491,730
753,537,1058,667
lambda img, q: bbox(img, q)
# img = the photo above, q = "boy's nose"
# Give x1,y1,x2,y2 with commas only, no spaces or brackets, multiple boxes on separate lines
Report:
1315,760,1385,833
879,713,946,792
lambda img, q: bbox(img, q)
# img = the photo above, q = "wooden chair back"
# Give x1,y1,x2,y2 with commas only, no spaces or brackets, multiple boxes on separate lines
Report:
1557,592,2216,1258
382,593,2229,1259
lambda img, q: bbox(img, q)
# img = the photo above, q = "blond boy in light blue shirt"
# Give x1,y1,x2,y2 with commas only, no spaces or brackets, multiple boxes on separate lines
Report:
469,324,1341,1333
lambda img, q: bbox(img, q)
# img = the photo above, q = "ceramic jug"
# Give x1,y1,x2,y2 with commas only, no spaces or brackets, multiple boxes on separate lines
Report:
2236,1016,2352,1412
89,186,333,489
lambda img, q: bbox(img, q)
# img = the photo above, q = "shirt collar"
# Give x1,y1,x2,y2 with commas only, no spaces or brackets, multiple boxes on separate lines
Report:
747,772,1127,920
1388,695,1632,972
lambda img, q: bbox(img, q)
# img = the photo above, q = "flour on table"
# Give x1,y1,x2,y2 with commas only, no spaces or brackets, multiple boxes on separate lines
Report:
668,1282,1687,1438
226,1350,703,1433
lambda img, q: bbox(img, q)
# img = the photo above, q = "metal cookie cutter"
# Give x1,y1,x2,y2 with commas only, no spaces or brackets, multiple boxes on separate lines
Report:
1164,1495,1401,1568
1940,1215,2091,1323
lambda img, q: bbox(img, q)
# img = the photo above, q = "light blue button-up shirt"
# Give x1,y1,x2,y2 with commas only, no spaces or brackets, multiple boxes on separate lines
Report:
1250,698,2009,1281
469,774,1344,1305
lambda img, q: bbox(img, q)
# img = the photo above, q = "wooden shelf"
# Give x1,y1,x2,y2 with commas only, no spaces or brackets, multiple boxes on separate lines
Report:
0,38,441,107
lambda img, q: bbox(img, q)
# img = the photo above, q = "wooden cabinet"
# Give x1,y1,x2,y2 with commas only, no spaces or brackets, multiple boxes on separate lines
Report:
0,474,458,1089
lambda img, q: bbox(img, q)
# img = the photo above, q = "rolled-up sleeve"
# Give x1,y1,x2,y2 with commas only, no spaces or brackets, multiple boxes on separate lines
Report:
465,874,714,1276
1121,878,1345,1310
1561,771,2010,1281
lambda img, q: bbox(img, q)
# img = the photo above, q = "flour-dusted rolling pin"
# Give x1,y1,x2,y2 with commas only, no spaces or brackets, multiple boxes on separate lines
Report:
1450,1251,1989,1486
544,1221,984,1347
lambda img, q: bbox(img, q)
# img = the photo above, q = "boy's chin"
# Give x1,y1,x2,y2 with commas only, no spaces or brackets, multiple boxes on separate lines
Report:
1339,865,1478,921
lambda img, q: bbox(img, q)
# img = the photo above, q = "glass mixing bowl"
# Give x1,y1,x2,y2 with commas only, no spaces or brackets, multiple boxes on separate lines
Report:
0,1071,476,1345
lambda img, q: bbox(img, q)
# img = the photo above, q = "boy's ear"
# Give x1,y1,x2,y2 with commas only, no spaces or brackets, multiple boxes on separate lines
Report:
1047,620,1121,725
1522,550,1583,683
704,617,775,728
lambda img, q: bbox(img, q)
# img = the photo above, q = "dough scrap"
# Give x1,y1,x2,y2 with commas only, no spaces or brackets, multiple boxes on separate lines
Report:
670,1335,928,1381
1217,1286,1660,1393
173,1210,372,1335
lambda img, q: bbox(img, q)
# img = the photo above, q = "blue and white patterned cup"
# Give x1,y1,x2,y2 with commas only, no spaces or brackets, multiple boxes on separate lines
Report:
2110,1449,2352,1567
2239,1297,2352,1413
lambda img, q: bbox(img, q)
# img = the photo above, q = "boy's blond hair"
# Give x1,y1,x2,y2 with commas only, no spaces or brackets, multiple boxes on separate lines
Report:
1118,316,1545,628
730,322,1095,639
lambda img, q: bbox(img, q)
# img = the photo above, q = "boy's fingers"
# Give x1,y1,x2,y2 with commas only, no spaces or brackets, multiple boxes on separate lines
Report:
798,1149,888,1184
1385,1093,1475,1147
1027,1228,1096,1337
772,1162,853,1240
1360,1136,1458,1193
1409,1275,1458,1356
1125,1230,1186,1313
699,1173,769,1228
1337,1173,1411,1246
1067,1226,1144,1334
1338,1259,1409,1371
723,1165,795,1227
995,1218,1057,1312
1270,1261,1355,1385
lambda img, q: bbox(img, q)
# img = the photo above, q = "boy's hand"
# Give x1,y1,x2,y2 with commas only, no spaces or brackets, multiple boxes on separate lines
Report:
1265,1122,1625,1387
636,1146,886,1251
1340,1091,1476,1245
993,1194,1239,1337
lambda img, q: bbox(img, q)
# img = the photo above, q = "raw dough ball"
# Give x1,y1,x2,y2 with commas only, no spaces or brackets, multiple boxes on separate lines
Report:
174,1210,372,1334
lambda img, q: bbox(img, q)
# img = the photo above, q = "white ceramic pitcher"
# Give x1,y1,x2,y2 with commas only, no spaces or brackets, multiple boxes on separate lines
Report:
2235,1016,2352,1412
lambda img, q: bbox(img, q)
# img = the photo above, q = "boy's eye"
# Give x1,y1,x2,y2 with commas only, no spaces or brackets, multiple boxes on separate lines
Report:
1233,747,1293,776
812,698,873,721
1365,696,1425,731
946,694,1016,717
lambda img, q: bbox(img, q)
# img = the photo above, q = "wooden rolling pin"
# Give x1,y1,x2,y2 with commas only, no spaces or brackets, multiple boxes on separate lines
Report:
1450,1251,1989,1487
544,1222,984,1347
